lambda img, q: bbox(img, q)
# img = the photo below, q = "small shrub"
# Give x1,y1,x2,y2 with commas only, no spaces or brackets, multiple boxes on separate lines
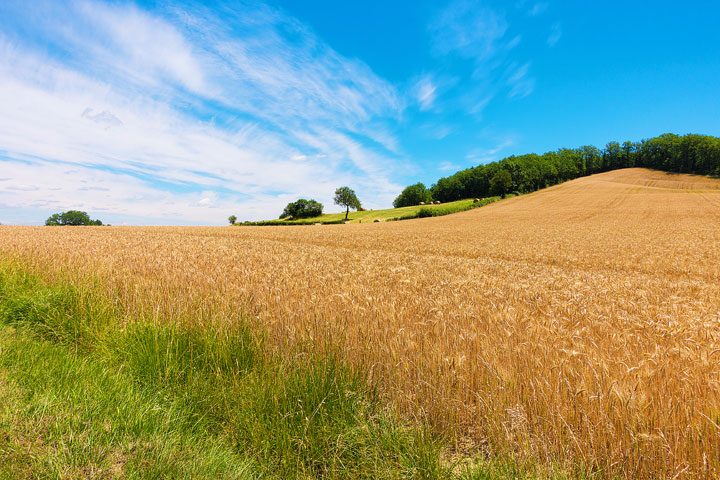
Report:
416,207,434,218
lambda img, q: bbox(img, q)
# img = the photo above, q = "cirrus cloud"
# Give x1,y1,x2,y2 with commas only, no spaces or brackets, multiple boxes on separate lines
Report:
0,0,406,225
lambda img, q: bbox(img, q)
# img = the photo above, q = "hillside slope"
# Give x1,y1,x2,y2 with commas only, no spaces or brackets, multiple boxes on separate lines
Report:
241,197,500,225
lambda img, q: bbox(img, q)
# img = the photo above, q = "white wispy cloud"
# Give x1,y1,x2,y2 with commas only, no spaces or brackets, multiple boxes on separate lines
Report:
438,161,460,172
426,0,537,114
81,109,124,129
426,124,453,140
429,0,508,62
548,22,562,47
0,158,275,225
415,75,438,111
528,2,549,16
76,0,209,95
507,62,535,98
0,0,405,224
465,138,515,164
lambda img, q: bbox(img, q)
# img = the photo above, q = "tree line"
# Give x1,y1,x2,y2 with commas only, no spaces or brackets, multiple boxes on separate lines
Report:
395,133,720,205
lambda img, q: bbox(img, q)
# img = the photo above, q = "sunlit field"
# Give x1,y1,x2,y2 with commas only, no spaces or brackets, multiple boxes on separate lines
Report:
2,168,720,478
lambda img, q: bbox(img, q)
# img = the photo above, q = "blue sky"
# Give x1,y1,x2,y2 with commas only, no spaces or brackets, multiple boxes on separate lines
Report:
1,0,719,225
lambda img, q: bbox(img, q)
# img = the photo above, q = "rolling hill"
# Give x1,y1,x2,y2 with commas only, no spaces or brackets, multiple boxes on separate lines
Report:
1,168,719,478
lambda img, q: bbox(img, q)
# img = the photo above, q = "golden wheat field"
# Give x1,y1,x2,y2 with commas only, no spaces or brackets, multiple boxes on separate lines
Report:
2,168,720,478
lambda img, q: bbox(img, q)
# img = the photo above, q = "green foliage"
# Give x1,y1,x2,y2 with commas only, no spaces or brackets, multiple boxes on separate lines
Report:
279,198,324,219
489,170,513,198
334,186,362,220
393,183,433,208
45,210,103,226
603,141,622,170
0,328,255,479
416,207,434,218
425,133,720,203
228,215,237,225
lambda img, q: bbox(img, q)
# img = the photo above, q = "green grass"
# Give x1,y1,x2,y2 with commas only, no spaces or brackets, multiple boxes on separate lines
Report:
239,197,508,226
0,261,583,479
0,263,448,478
0,326,256,479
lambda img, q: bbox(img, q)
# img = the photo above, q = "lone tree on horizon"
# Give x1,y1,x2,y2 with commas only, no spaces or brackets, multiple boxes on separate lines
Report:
228,215,237,225
334,186,361,221
45,210,103,226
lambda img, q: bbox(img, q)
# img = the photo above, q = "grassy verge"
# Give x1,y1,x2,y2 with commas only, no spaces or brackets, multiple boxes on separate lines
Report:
0,262,575,479
0,326,256,479
0,263,447,478
238,197,508,226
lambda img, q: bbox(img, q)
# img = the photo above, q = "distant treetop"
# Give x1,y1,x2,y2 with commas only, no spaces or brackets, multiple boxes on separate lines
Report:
45,210,103,226
393,183,432,208
280,199,324,219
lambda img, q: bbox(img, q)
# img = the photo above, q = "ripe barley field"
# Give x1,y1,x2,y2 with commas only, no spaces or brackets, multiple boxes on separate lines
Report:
1,168,720,478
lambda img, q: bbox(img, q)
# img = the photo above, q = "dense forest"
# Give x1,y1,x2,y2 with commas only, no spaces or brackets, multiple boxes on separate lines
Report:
418,133,720,203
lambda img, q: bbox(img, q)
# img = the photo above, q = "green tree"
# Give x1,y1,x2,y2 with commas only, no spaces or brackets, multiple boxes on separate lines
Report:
431,176,465,202
621,141,637,168
333,187,361,220
393,183,432,208
489,170,513,198
280,199,324,219
603,142,622,170
228,215,237,225
45,210,102,226
579,145,603,173
45,213,63,226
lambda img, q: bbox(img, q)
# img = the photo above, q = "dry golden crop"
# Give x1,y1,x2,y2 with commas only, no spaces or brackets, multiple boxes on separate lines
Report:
2,168,720,478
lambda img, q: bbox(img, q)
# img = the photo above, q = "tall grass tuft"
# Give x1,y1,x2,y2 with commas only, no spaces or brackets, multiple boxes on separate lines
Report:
0,263,460,478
